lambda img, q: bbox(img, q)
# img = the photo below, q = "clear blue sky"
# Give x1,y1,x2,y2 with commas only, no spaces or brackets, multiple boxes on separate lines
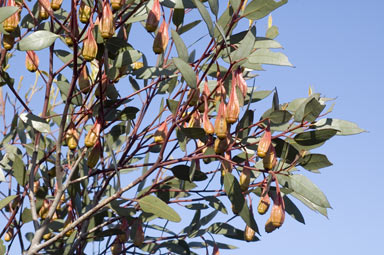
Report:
1,1,383,254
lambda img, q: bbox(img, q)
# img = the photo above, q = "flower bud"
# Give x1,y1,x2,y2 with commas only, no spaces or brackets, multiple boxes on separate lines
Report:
133,219,144,247
235,67,247,97
257,126,271,158
214,83,226,105
111,0,123,10
214,100,227,139
145,0,161,32
82,25,97,62
78,65,91,93
270,195,285,228
38,199,50,219
51,0,63,11
257,194,270,215
3,0,19,33
65,123,79,150
4,228,13,242
111,239,122,255
244,225,255,242
188,111,201,128
264,217,277,233
33,180,40,193
203,108,214,135
263,145,277,170
85,119,102,148
212,244,220,255
239,168,251,192
87,140,102,168
188,88,199,106
3,34,15,51
154,121,167,143
99,2,115,39
226,75,240,124
43,232,52,240
79,2,91,24
25,51,39,72
65,35,73,46
214,137,227,155
152,21,169,54
39,0,51,20
94,73,109,98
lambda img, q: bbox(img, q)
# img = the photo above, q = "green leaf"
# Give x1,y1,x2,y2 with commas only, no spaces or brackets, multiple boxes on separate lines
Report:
283,194,305,224
207,0,219,16
277,174,331,208
273,138,299,164
244,90,272,104
205,196,227,214
114,50,142,68
19,113,51,133
300,153,333,171
172,8,185,27
171,30,189,62
139,195,181,222
55,74,82,106
192,0,214,37
12,154,27,185
294,129,337,146
243,0,288,20
178,20,202,34
21,208,33,223
0,195,18,210
170,165,207,182
231,27,256,62
189,240,237,249
119,106,139,120
289,191,328,218
181,127,205,139
0,6,19,23
0,168,5,182
294,97,325,122
162,0,199,8
236,110,254,139
0,238,4,255
17,31,60,51
223,173,259,234
167,99,179,115
176,127,187,152
208,222,259,241
248,48,293,67
314,118,365,136
173,57,197,88
269,110,292,125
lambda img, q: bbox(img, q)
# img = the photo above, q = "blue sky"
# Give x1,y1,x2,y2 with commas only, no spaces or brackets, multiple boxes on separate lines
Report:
1,0,383,254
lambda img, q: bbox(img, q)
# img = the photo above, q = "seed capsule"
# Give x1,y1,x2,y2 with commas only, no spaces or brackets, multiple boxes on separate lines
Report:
257,126,271,158
3,0,19,33
145,0,161,32
99,1,115,39
244,225,255,242
226,74,240,124
2,34,15,51
25,51,39,72
154,121,168,143
79,2,91,24
39,0,51,20
152,21,169,54
51,0,63,11
214,100,227,139
257,194,271,215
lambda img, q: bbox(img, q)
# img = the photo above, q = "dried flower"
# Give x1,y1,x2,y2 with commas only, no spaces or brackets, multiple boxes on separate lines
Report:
99,1,115,39
25,51,39,72
152,21,169,54
145,0,161,32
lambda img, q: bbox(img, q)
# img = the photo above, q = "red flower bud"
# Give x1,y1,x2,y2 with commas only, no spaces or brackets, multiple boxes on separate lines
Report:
25,51,39,72
3,0,19,33
82,25,98,62
214,100,227,139
235,67,247,97
226,73,240,124
79,2,91,24
145,0,161,32
152,21,169,54
99,1,115,39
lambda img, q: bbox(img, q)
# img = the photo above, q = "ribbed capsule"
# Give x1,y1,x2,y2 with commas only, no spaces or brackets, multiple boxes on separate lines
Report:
145,0,161,32
79,2,91,24
154,121,168,143
39,0,51,20
244,225,255,242
214,100,227,139
99,1,115,39
152,21,169,54
51,0,63,11
226,74,240,124
82,25,97,62
3,0,19,33
3,34,15,51
25,51,39,72
257,126,271,158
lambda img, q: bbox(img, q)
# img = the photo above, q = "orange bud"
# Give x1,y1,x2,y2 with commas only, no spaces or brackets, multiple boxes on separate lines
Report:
235,67,247,97
226,75,240,124
239,168,251,191
4,228,13,242
257,194,270,215
99,2,115,39
79,2,91,24
39,0,51,20
263,145,277,170
25,51,39,72
212,244,220,255
84,119,102,148
3,0,19,33
111,0,123,10
3,34,15,51
214,100,227,139
82,25,97,62
244,225,255,242
51,0,63,11
154,121,168,143
152,21,169,54
133,219,144,247
264,217,277,233
203,108,214,135
145,0,161,32
78,65,91,93
270,195,285,228
257,126,271,158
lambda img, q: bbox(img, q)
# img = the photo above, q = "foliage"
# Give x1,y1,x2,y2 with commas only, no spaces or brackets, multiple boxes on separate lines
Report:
0,0,364,254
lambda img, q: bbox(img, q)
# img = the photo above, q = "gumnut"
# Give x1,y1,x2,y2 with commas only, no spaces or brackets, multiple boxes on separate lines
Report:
99,1,115,39
4,227,13,242
257,125,271,158
82,24,98,62
111,0,123,10
65,122,79,150
25,51,39,72
79,2,91,24
145,0,161,32
39,0,51,20
270,193,285,228
152,21,169,54
3,34,15,51
257,193,271,215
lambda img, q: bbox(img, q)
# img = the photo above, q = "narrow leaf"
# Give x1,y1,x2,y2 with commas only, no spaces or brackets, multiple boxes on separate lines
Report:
139,195,181,222
300,153,333,171
0,195,18,210
192,0,214,37
171,30,189,61
19,113,51,133
314,118,366,136
294,129,337,146
173,57,197,88
244,0,288,20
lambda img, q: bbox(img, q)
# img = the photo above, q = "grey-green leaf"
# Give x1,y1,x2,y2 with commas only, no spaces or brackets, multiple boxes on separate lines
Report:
314,118,366,136
231,27,256,62
192,0,214,37
248,48,293,66
243,0,288,20
171,30,188,62
0,6,19,23
19,113,51,133
139,195,181,222
0,195,18,210
300,153,333,171
294,129,337,146
173,57,197,88
18,31,60,51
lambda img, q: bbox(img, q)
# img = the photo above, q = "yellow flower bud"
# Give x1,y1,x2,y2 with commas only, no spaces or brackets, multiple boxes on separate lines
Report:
263,145,277,170
111,0,123,11
39,0,51,20
25,51,39,72
3,0,19,33
65,124,79,150
65,35,73,47
84,119,102,148
257,126,271,158
226,74,240,124
154,121,168,143
82,25,98,62
4,228,13,242
152,21,169,54
214,100,227,139
270,196,285,228
43,232,52,240
257,194,270,215
79,2,91,24
3,34,15,51
99,2,115,39
239,168,251,192
51,0,63,11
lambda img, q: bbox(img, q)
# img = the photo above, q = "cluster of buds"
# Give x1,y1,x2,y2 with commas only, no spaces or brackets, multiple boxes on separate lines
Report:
145,0,161,32
78,65,92,93
39,0,51,20
3,0,19,33
25,51,39,72
84,118,102,148
87,140,102,168
214,100,227,139
152,21,169,54
79,2,91,24
65,122,79,150
51,0,63,11
154,121,168,143
82,23,98,61
99,1,115,39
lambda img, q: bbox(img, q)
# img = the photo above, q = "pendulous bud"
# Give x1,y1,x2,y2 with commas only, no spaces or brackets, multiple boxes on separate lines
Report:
235,67,248,98
84,119,102,148
3,0,19,33
4,228,13,242
38,199,50,219
257,194,271,215
25,51,39,72
133,219,144,247
203,107,214,135
263,145,277,170
2,34,15,51
270,194,285,228
145,0,161,32
78,65,91,93
65,123,79,150
154,121,168,143
226,74,240,124
87,140,102,168
39,0,51,20
152,21,169,54
239,167,251,192
99,1,115,39
244,225,255,242
214,100,227,139
264,217,277,233
79,2,91,24
82,25,98,62
257,126,271,158
111,0,123,10
43,232,52,240
51,0,63,11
